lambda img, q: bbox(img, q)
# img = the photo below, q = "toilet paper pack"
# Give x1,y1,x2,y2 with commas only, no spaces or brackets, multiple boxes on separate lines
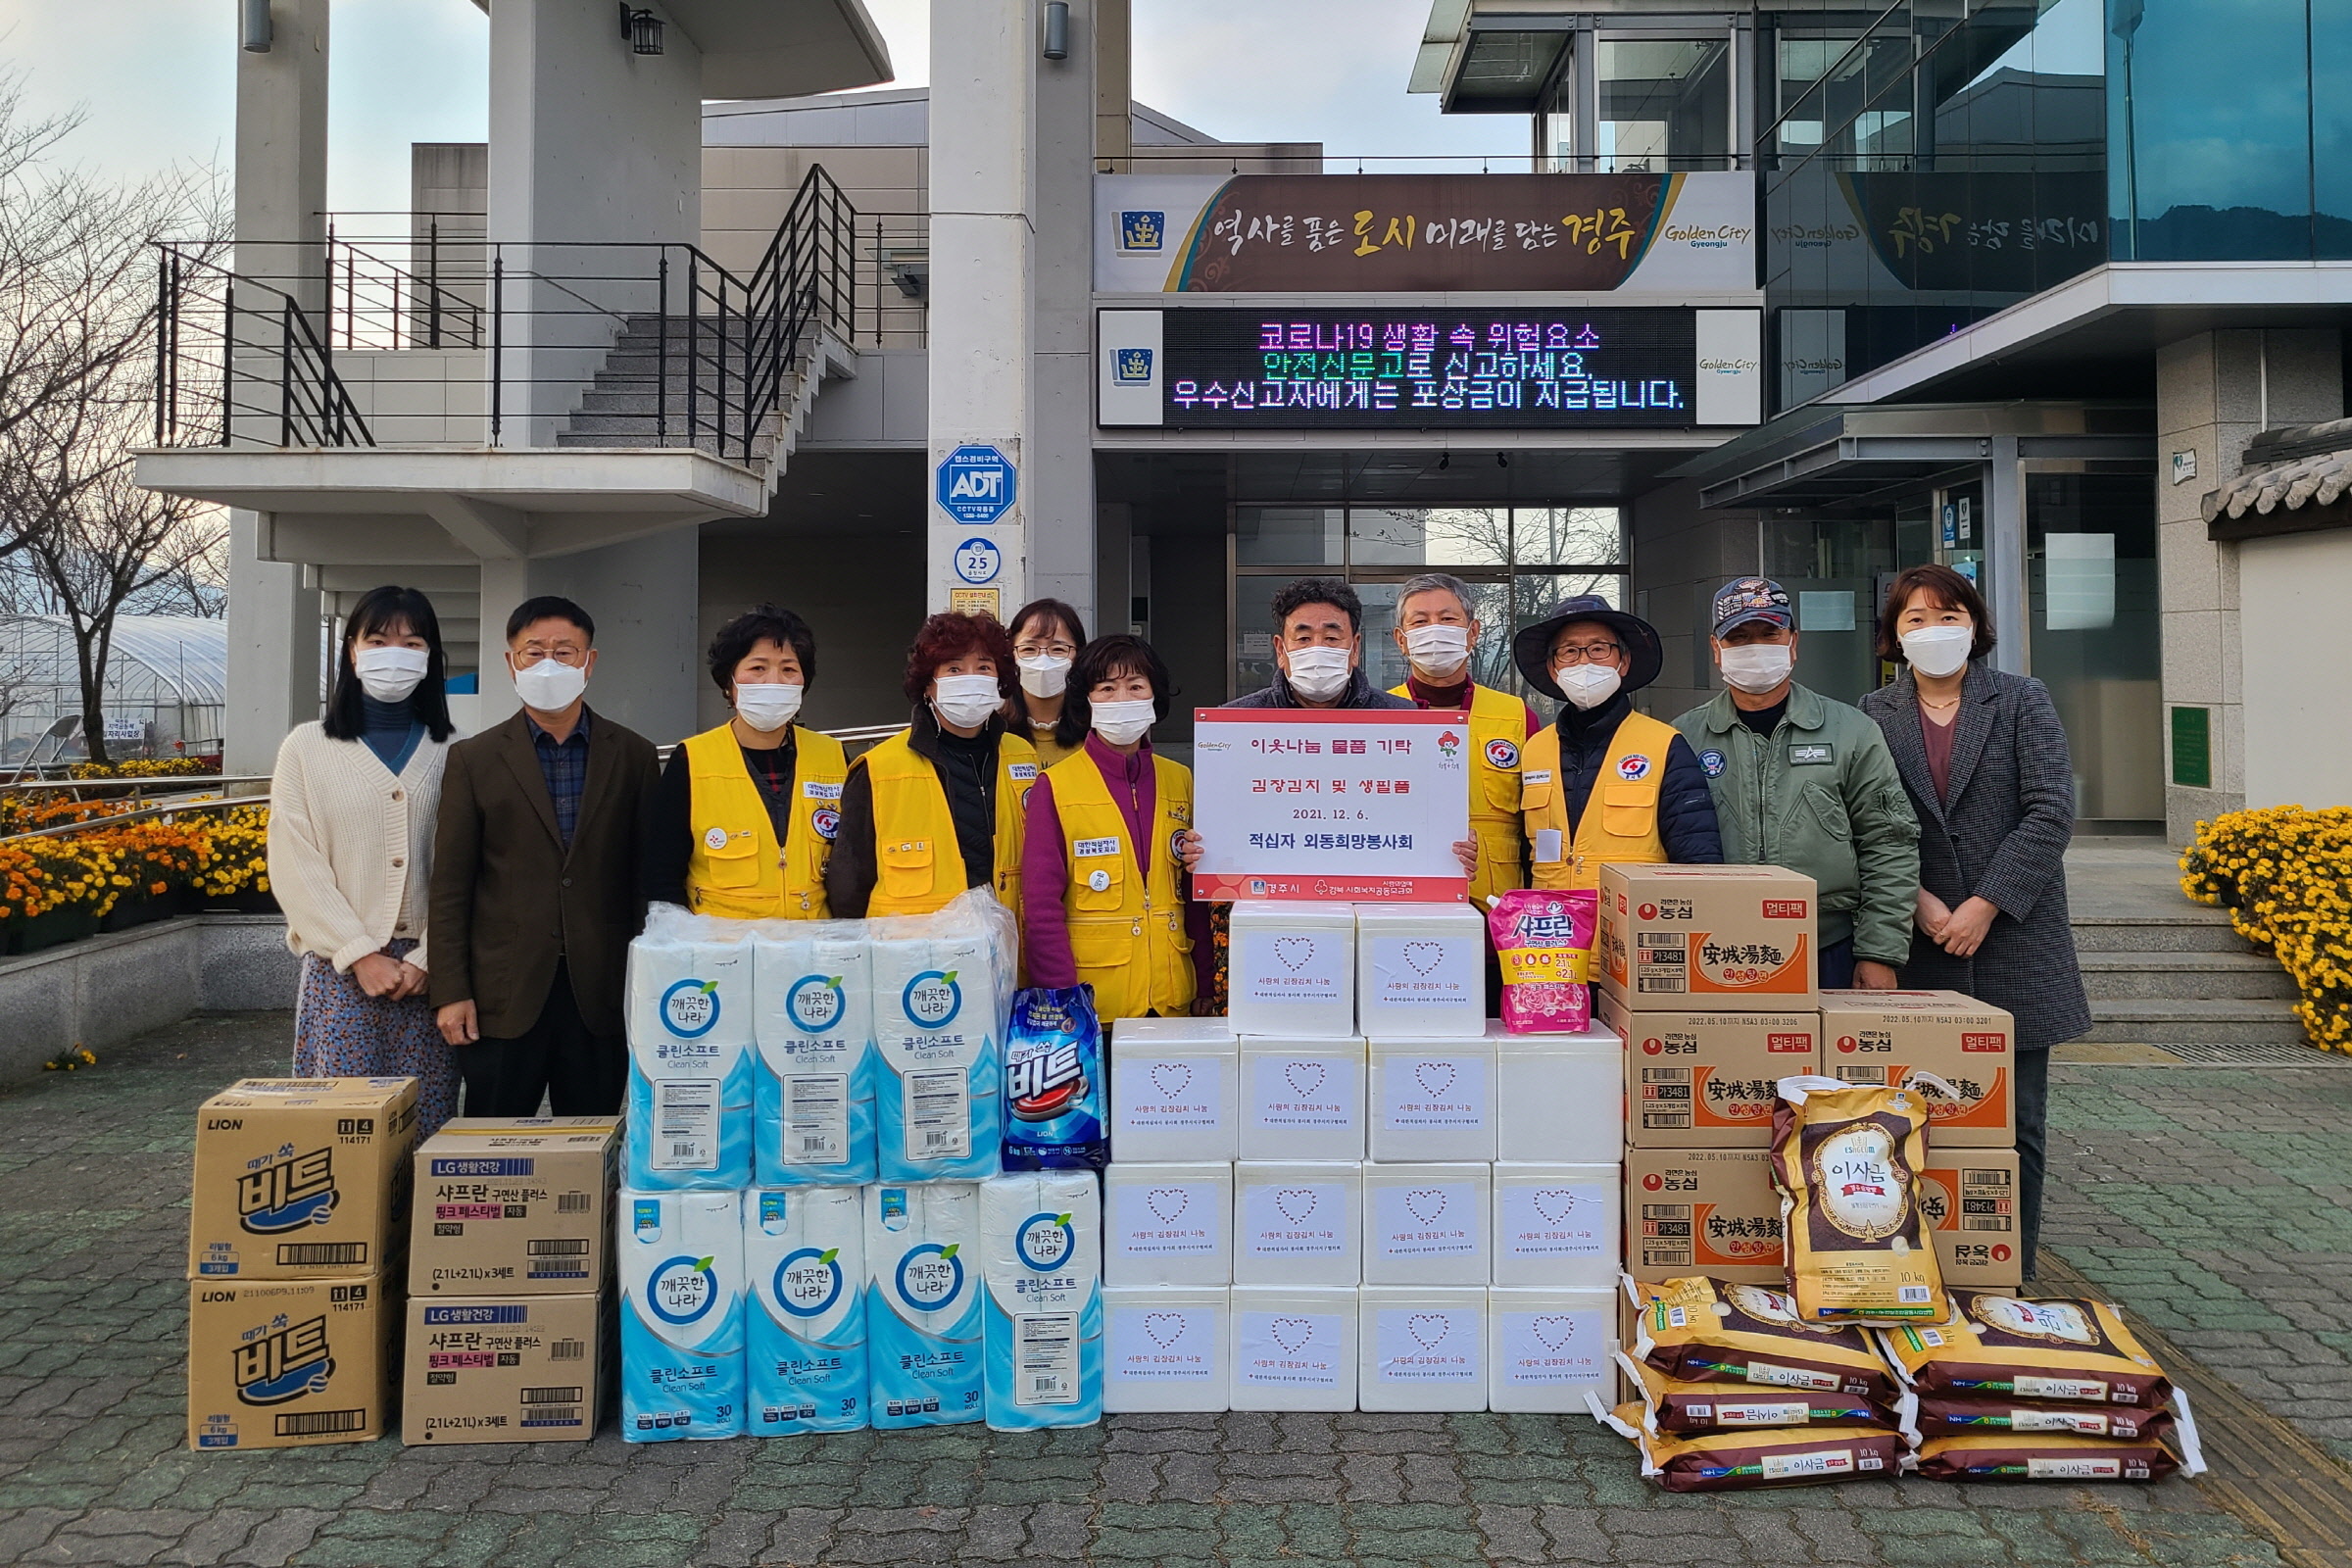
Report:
625,916,756,1191
752,924,877,1187
1238,1038,1366,1161
1368,1037,1496,1162
980,1172,1102,1430
743,1187,867,1435
864,1182,984,1427
1487,1287,1616,1412
1492,1163,1621,1289
1359,1286,1488,1412
1361,1163,1492,1287
1233,1162,1361,1287
1103,1162,1232,1288
1229,1286,1358,1411
1103,1287,1229,1413
619,1188,746,1442
871,915,1004,1182
1108,1018,1238,1163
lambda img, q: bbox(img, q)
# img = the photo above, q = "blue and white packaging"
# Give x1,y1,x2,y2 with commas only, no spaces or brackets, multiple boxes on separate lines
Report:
863,1181,984,1427
1001,987,1106,1171
618,1187,746,1442
752,924,877,1186
744,1186,868,1434
870,916,1003,1181
625,912,756,1190
980,1172,1102,1431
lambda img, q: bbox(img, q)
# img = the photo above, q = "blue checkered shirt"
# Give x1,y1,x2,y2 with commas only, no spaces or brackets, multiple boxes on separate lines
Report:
526,706,592,848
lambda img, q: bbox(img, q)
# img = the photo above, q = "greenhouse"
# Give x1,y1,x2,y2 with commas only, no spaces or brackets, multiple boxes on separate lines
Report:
0,614,227,767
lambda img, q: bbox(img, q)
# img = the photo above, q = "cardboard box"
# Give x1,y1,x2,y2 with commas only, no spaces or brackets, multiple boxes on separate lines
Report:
1596,864,1818,1010
403,1293,607,1445
1818,991,2016,1148
187,1275,396,1448
189,1078,420,1280
1919,1147,2024,1290
1623,1148,1785,1285
409,1120,619,1295
1599,993,1819,1148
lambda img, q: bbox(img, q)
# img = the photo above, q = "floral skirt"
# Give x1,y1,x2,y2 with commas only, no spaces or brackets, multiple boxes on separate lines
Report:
293,937,461,1139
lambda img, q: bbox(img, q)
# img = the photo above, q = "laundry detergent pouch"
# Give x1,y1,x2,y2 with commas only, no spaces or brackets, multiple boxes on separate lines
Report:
870,893,1010,1181
1898,1392,2174,1446
1623,1275,1897,1403
619,1188,746,1442
864,1181,984,1427
744,1186,867,1434
625,908,756,1190
1594,1402,1901,1492
1907,1428,2201,1482
751,922,877,1186
1617,1351,1894,1435
1882,1291,2175,1409
1486,888,1599,1034
980,1171,1102,1430
1000,987,1106,1172
1770,1075,1947,1323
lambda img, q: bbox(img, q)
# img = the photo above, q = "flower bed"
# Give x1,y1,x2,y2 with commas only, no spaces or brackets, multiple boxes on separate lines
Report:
67,758,221,779
2180,805,2352,1052
0,806,271,952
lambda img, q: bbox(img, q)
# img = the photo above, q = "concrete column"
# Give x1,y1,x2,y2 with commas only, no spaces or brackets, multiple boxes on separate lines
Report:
927,0,1037,620
473,536,702,742
1031,0,1101,634
1095,0,1131,172
224,512,321,773
1984,435,2026,678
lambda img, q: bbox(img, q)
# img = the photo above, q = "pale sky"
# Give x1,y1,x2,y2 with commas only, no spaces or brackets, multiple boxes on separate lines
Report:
0,0,1519,217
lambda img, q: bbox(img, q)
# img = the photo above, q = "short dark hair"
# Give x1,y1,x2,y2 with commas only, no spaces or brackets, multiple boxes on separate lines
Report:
708,604,816,694
1054,635,1174,751
323,585,455,744
507,595,594,645
1271,576,1363,635
1875,564,1996,662
903,612,1017,706
1008,597,1088,651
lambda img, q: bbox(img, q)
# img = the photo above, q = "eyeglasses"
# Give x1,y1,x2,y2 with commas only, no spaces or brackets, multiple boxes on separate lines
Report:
1550,641,1623,666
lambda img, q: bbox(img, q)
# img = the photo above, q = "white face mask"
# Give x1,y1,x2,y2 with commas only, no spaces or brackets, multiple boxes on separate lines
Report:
1901,624,1974,678
1403,623,1471,679
1282,645,1353,703
1553,662,1622,710
1718,642,1794,695
1016,655,1071,699
353,645,429,704
1090,698,1156,747
931,672,1003,731
733,682,803,733
511,654,587,713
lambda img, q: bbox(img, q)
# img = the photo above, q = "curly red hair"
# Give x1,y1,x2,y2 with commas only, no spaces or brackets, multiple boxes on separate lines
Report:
902,612,1016,705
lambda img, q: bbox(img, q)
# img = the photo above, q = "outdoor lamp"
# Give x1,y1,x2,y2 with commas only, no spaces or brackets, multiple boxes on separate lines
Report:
1043,2,1070,60
621,5,664,55
240,0,271,52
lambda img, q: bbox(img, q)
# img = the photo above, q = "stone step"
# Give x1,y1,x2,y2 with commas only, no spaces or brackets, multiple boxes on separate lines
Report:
2068,911,2251,954
2082,998,2309,1047
2077,950,2296,1002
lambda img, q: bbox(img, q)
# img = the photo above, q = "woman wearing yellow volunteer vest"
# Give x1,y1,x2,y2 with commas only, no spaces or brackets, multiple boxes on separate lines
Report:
642,605,843,918
1019,635,1214,1018
1510,595,1725,888
1005,597,1088,769
1388,570,1540,906
824,611,1039,919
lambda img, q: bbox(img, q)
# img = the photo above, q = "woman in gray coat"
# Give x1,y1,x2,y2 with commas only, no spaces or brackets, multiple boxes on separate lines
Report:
1859,564,2089,1281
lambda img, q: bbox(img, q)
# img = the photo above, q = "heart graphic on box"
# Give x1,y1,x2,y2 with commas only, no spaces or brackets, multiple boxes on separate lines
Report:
1269,1316,1314,1354
1403,941,1446,977
1146,1188,1190,1224
1273,936,1317,972
1284,1060,1327,1098
1414,1060,1457,1098
1150,1061,1193,1100
1273,1188,1318,1224
1532,1189,1580,1226
1404,1188,1447,1225
1408,1313,1451,1350
1145,1312,1187,1349
1531,1315,1577,1352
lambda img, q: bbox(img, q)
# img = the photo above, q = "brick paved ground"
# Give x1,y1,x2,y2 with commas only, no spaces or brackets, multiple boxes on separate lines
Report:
0,1012,2340,1567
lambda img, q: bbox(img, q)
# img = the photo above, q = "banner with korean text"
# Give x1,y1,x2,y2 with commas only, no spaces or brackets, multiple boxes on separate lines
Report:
1191,709,1470,902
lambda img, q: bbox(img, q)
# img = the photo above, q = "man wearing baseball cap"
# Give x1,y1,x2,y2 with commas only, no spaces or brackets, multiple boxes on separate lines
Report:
1672,577,1919,989
1509,594,1723,888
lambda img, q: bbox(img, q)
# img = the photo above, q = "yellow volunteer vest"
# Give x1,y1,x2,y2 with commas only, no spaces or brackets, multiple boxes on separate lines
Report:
1049,749,1196,1020
1519,709,1678,890
682,723,849,919
1392,679,1530,904
856,725,1038,918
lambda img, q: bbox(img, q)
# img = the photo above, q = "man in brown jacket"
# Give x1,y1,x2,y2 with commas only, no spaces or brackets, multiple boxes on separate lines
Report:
430,596,661,1116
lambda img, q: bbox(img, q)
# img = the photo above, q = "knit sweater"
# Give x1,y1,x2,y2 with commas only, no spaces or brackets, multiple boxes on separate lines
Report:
268,720,450,973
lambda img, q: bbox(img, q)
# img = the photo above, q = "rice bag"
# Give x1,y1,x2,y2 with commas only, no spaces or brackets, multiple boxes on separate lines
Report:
1486,888,1599,1034
999,986,1106,1171
1907,1427,2201,1482
1880,1291,2174,1409
1593,1400,1901,1492
1618,1351,1894,1435
1898,1392,2172,1446
1770,1075,1947,1323
1623,1276,1898,1404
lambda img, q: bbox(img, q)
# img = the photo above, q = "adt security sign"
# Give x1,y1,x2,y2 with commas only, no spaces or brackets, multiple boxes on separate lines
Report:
935,444,1017,525
953,537,1002,585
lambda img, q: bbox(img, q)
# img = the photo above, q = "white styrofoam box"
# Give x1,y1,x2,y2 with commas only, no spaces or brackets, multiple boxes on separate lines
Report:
1228,1286,1359,1411
1361,1163,1492,1287
1358,1286,1488,1412
1494,1021,1624,1164
1227,902,1356,1039
1367,1036,1496,1162
1103,1287,1230,1412
1238,1038,1366,1162
1486,1287,1616,1413
1102,1162,1232,1288
1355,903,1487,1040
1108,1018,1238,1163
1232,1161,1361,1287
1491,1163,1621,1289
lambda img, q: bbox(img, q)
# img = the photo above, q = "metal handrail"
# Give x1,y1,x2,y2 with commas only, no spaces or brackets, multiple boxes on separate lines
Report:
0,794,267,846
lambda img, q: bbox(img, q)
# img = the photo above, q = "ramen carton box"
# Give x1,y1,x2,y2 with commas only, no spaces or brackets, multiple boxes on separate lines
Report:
1918,1147,2025,1289
1818,991,2016,1148
408,1120,618,1295
1622,1147,1784,1285
189,1078,420,1280
1596,865,1818,1011
188,1274,397,1448
1598,993,1819,1149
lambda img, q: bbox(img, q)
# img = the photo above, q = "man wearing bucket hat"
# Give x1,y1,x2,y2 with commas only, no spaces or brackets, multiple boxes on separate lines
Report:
1510,594,1723,888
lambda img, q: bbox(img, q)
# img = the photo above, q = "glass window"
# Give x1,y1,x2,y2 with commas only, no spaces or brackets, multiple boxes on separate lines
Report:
1235,507,1342,567
2027,472,2160,823
1513,506,1624,566
1348,508,1511,569
1596,38,1732,171
1540,58,1578,172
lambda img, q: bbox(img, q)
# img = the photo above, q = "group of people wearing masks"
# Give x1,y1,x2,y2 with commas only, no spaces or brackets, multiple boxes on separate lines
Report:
270,560,2083,1279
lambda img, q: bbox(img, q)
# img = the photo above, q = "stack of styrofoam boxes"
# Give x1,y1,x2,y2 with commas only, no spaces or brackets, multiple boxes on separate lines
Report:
1101,900,1623,1414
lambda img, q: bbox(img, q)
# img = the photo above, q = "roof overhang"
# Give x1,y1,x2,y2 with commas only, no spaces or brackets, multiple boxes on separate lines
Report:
673,0,895,101
1410,2,1578,113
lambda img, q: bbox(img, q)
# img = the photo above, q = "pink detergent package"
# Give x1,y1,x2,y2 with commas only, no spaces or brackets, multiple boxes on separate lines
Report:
1487,889,1600,1034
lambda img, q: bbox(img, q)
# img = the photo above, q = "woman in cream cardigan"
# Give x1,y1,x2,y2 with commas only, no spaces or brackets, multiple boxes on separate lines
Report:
268,586,461,1135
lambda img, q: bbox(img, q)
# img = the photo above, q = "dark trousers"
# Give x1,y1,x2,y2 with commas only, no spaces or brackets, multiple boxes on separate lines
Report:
458,960,627,1118
2015,1045,2050,1279
1817,937,1855,989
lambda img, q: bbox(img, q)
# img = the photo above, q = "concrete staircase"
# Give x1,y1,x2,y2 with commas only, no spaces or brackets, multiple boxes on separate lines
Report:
2066,839,2307,1047
555,315,842,481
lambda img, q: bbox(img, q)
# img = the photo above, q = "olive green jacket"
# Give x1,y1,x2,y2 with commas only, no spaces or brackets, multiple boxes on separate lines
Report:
1672,684,1921,965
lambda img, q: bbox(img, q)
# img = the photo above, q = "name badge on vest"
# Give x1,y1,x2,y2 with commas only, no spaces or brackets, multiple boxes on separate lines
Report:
1789,742,1835,765
1521,769,1554,787
1072,836,1121,858
1008,762,1039,782
802,779,842,800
